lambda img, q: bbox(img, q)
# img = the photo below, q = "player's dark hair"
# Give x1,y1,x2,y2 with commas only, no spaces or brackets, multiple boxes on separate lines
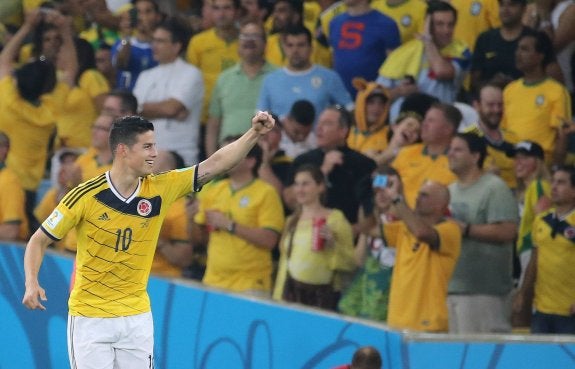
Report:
109,116,154,156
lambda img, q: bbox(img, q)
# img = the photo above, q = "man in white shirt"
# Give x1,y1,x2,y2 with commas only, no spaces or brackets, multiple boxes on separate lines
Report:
134,17,204,165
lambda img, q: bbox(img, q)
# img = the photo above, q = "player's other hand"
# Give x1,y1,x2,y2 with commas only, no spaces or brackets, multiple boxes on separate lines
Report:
22,282,47,310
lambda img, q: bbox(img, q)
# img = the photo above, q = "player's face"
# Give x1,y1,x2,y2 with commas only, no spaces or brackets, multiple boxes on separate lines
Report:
125,131,158,176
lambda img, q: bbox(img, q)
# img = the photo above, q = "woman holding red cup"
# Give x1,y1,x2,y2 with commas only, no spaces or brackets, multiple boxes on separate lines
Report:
273,164,356,310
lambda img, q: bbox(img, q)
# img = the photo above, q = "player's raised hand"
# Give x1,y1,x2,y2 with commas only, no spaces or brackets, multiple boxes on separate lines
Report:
252,111,275,134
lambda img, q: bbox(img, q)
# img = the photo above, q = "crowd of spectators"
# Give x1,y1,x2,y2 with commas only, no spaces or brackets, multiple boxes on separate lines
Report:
1,0,575,335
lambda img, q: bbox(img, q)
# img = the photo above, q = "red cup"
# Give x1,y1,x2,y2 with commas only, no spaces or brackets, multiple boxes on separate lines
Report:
311,217,327,251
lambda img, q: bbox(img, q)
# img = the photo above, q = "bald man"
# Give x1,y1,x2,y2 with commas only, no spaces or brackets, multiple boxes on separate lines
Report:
380,177,461,332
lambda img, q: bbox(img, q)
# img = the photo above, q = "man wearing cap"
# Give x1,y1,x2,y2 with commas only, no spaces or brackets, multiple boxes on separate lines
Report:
513,165,575,334
447,132,518,333
513,140,551,285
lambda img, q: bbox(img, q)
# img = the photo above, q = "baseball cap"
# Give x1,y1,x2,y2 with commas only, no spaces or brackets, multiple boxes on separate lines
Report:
514,141,544,160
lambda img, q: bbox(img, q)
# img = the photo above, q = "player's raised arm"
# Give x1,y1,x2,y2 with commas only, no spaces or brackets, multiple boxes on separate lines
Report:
196,111,275,187
22,229,54,310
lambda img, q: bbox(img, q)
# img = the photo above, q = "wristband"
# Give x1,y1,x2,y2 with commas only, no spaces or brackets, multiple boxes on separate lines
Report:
227,221,236,234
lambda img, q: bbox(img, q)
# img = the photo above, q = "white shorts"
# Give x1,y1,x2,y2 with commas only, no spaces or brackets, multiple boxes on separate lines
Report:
67,312,154,369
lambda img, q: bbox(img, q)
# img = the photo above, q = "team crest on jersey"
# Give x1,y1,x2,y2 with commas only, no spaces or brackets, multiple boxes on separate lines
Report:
311,76,323,89
401,15,412,27
470,1,482,15
535,95,545,106
137,199,152,216
239,196,250,208
45,209,63,229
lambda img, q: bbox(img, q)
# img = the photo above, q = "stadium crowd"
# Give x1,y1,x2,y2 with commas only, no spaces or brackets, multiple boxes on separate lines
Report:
2,0,575,335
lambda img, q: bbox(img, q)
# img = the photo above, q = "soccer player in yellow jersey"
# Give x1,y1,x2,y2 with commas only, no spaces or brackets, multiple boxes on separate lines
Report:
22,112,276,369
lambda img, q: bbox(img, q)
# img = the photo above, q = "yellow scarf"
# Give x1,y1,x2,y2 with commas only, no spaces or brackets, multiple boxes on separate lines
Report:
379,39,469,79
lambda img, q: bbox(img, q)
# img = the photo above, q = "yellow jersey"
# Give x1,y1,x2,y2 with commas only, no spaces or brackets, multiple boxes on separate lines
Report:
41,168,198,317
450,0,500,51
501,78,572,161
372,0,426,43
385,219,461,332
186,28,239,123
196,178,285,292
0,76,69,190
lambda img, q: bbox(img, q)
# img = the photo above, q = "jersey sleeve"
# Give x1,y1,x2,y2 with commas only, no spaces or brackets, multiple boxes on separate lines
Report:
41,200,81,241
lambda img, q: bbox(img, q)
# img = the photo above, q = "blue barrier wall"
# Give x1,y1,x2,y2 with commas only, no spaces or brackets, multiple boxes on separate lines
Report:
1,243,574,369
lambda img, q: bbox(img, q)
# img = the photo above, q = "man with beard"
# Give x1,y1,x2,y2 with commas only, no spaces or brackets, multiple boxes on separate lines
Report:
466,79,517,189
